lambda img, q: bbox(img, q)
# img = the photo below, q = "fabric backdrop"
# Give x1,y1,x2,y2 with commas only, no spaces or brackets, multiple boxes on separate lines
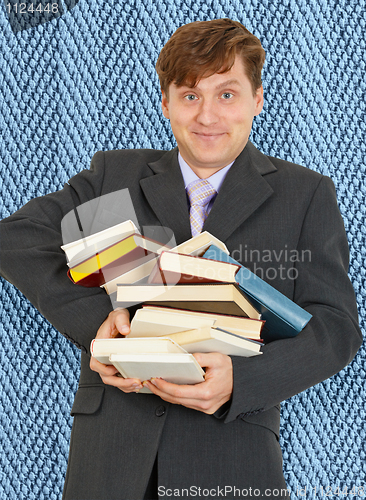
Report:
0,0,365,498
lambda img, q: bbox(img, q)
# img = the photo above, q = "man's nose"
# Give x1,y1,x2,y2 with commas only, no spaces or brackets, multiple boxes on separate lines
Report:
196,99,219,126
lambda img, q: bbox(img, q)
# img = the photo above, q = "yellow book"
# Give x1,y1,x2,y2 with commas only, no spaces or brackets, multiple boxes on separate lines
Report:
69,234,169,287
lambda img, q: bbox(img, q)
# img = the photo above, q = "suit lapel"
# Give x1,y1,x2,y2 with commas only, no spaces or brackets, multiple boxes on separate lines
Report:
139,142,276,245
139,148,192,245
202,141,276,241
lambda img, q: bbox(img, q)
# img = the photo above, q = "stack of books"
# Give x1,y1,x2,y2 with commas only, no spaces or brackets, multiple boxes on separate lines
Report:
62,220,229,292
90,337,206,393
62,220,167,289
62,221,312,390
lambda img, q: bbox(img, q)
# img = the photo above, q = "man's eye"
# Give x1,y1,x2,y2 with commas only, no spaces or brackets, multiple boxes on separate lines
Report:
222,92,233,99
184,94,197,101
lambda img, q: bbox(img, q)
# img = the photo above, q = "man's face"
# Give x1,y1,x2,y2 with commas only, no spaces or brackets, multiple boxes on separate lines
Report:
161,57,264,178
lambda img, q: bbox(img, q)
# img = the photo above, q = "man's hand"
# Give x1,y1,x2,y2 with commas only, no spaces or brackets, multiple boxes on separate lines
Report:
143,352,233,414
89,308,143,392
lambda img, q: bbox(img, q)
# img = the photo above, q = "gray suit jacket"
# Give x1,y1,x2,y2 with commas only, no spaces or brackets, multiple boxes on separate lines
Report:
0,142,362,499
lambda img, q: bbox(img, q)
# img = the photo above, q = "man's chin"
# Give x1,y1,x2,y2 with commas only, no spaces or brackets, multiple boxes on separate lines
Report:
184,156,232,177
186,145,227,165
194,152,231,169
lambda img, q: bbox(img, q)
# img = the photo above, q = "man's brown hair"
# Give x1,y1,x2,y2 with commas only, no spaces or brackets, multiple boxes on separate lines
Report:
156,18,265,96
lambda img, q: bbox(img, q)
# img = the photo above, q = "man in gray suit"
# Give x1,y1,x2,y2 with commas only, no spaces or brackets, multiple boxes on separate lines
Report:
0,19,362,500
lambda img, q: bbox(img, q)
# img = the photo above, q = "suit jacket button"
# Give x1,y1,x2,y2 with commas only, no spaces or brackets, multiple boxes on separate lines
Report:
155,405,166,417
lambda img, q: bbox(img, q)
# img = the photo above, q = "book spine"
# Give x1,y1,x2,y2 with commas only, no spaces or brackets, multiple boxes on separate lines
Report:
90,339,95,356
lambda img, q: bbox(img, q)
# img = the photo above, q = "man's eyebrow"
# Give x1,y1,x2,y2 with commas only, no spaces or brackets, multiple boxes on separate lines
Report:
177,78,242,92
214,79,242,90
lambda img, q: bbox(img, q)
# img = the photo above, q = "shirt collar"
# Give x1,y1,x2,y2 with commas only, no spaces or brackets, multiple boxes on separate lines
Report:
178,152,234,193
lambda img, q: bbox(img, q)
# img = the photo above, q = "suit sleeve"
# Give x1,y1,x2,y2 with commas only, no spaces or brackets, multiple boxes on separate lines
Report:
223,175,362,423
0,151,114,355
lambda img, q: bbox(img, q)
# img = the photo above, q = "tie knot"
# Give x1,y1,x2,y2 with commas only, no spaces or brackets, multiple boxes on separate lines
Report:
186,179,216,207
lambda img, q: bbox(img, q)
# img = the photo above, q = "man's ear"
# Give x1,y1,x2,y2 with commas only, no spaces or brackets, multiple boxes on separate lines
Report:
161,90,170,119
254,85,264,116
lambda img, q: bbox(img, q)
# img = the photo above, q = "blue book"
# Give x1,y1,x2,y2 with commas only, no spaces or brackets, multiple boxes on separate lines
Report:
202,245,312,342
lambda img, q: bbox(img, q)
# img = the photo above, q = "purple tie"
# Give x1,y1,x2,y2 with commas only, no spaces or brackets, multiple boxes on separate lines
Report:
186,179,217,237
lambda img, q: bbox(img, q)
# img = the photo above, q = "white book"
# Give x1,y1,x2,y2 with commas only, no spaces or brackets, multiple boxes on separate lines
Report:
110,353,205,392
90,337,205,393
90,337,187,365
128,307,216,338
61,220,139,265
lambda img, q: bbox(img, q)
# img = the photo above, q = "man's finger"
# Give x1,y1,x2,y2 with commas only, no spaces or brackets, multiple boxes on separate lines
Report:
90,355,143,392
144,377,207,401
192,351,223,367
96,308,131,339
101,374,143,393
90,357,119,377
144,379,216,412
113,309,131,335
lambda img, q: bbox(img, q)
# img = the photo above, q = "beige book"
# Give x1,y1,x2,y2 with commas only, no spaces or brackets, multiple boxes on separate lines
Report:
163,327,262,357
148,251,240,284
129,307,216,338
140,305,263,339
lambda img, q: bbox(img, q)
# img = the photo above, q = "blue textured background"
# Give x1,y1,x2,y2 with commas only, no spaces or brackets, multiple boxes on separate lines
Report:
0,0,365,498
